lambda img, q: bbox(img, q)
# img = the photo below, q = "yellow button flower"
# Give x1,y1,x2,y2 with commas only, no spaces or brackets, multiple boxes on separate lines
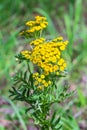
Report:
40,75,45,79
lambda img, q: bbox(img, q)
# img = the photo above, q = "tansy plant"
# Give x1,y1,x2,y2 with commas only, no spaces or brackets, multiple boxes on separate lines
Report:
10,16,71,130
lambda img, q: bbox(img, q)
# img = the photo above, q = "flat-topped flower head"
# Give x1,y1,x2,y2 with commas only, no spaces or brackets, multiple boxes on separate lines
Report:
20,16,48,38
21,35,68,90
20,16,68,90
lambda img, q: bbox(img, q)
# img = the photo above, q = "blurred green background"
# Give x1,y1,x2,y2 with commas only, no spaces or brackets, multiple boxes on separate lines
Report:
0,0,87,129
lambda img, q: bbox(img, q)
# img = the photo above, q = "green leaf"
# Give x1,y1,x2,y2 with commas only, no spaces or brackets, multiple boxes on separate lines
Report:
52,116,61,129
24,71,27,80
27,88,30,97
57,125,62,130
54,116,61,126
50,110,57,124
22,88,27,96
55,125,62,130
29,73,33,88
9,87,17,95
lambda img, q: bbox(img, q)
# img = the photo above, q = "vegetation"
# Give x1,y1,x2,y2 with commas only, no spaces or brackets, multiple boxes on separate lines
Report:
0,0,87,129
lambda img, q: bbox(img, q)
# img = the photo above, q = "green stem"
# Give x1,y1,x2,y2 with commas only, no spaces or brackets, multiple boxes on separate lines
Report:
40,29,43,37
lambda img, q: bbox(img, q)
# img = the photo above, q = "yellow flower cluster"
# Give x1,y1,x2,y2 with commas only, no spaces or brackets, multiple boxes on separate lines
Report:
33,72,52,90
20,16,48,35
30,38,68,74
21,37,68,89
30,38,45,46
21,37,68,73
20,16,68,90
21,50,31,60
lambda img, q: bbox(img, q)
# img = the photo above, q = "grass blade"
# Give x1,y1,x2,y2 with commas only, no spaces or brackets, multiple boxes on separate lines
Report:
34,8,57,36
3,96,27,130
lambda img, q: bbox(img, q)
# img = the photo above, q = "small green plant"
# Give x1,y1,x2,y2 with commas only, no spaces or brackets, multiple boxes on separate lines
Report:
10,15,71,130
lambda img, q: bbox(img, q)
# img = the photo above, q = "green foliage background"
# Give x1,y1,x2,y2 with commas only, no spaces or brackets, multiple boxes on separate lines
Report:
0,0,87,129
